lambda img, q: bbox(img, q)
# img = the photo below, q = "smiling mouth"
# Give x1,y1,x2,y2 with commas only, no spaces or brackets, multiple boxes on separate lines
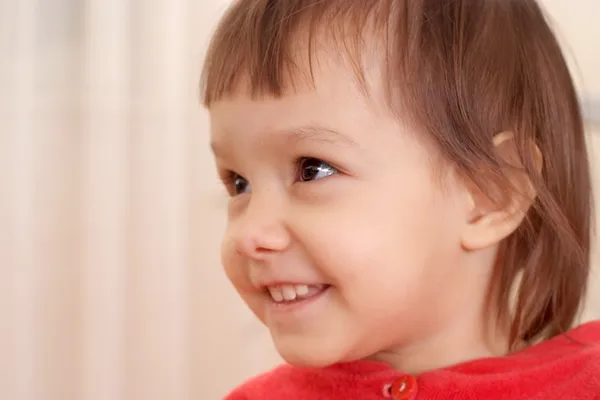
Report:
266,284,330,303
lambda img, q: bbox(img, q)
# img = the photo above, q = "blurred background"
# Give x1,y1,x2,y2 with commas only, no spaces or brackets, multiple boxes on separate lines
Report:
0,1,598,399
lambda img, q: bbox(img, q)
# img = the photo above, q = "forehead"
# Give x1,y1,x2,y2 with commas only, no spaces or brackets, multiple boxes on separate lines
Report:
208,58,388,147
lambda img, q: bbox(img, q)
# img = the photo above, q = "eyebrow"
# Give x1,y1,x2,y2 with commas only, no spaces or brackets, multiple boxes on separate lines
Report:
288,125,358,146
210,124,357,157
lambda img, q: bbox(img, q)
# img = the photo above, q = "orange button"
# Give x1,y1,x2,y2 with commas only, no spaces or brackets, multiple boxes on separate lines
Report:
390,375,418,400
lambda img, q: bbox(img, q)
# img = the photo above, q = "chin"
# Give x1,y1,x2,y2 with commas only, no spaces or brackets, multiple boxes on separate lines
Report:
278,350,338,368
274,338,347,368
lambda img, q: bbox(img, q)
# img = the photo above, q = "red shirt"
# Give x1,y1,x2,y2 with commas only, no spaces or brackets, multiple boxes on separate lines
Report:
224,320,600,399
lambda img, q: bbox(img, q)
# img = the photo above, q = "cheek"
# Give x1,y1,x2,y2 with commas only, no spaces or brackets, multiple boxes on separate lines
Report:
220,228,269,323
294,188,459,300
296,201,421,276
220,230,244,286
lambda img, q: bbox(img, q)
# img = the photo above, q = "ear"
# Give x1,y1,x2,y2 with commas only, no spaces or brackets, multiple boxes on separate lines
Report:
461,132,542,251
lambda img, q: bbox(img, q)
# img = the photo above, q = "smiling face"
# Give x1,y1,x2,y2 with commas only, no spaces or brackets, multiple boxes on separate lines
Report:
209,61,491,369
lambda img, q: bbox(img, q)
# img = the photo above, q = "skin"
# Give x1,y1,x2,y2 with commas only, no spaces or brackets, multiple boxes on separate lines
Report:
208,57,531,373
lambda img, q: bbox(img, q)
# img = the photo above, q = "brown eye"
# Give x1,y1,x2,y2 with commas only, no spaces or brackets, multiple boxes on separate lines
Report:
233,175,250,195
299,158,337,182
221,171,250,196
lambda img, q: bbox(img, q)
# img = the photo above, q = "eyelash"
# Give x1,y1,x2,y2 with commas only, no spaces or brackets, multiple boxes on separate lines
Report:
220,157,338,196
219,171,241,192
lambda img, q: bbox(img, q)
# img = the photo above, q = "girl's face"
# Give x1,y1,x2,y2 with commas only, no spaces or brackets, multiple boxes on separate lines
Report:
209,61,489,369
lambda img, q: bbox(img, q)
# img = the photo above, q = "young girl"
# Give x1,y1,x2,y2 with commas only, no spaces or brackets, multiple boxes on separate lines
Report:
202,0,600,398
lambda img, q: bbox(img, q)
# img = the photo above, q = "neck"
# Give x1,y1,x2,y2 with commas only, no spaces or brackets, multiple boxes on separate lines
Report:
367,308,510,375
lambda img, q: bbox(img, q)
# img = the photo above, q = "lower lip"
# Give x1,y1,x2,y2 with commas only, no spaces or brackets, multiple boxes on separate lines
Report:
267,285,331,314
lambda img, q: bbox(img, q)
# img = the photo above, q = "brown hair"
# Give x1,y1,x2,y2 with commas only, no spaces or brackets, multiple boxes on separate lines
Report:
200,0,592,348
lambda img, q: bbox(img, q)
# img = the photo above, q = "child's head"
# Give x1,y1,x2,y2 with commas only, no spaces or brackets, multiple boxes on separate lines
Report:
202,0,592,371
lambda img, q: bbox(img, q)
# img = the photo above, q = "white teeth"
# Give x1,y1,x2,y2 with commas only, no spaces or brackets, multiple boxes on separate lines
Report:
294,284,309,296
282,285,297,301
268,287,284,302
267,284,324,302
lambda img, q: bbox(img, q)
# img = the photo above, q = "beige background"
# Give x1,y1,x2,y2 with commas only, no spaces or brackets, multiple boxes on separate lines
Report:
0,1,598,400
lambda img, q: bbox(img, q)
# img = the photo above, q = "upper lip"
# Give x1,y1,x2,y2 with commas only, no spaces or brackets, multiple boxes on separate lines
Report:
255,280,327,290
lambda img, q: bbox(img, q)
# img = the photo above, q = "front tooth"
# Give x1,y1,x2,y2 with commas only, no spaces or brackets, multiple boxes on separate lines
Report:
269,287,284,302
282,285,297,301
294,284,309,296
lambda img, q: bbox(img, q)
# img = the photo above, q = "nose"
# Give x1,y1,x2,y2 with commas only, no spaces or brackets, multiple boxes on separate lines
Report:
232,196,291,260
